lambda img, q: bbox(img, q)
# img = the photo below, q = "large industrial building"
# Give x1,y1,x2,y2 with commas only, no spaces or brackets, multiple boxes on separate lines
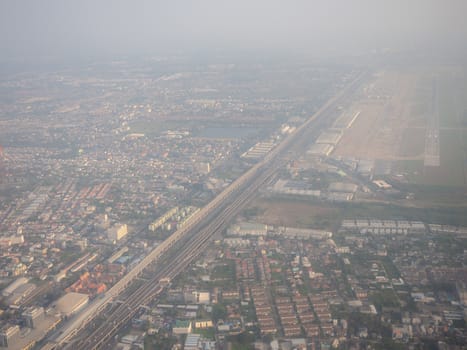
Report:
340,219,426,235
54,292,89,317
1,277,29,297
172,320,192,335
241,141,276,159
227,222,268,237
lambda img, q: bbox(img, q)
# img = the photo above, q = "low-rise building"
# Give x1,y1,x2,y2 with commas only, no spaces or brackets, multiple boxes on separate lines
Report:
195,320,213,329
173,320,192,334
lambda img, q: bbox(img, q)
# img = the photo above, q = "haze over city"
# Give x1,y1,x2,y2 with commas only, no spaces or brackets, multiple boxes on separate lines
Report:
1,0,467,61
0,1,466,350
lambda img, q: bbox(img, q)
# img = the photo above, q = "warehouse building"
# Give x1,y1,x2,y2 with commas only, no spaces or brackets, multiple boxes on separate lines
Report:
54,292,89,317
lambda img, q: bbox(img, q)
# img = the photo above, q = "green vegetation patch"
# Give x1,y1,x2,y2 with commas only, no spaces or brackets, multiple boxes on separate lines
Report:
380,257,401,279
211,260,236,281
370,289,400,310
193,327,215,340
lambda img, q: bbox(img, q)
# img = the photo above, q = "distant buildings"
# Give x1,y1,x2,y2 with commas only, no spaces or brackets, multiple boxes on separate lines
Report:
340,219,426,235
280,227,332,240
0,325,20,348
1,277,29,297
271,179,321,198
227,222,268,237
148,207,178,232
242,141,276,160
195,162,211,175
107,223,128,242
54,292,89,317
1,277,36,307
22,306,45,328
173,320,192,334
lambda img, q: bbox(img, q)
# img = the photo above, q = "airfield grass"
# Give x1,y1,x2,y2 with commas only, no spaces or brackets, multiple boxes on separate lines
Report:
424,129,466,187
394,69,467,188
437,72,467,129
396,129,466,188
398,128,425,158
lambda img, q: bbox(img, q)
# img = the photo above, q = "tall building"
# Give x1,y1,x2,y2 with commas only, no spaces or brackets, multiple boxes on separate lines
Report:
95,213,110,230
0,325,20,347
22,306,45,328
107,223,128,241
55,292,89,317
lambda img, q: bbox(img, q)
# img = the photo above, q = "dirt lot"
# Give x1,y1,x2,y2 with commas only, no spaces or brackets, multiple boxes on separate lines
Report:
247,198,340,230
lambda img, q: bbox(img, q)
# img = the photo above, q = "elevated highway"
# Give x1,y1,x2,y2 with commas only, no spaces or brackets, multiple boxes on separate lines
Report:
44,71,367,350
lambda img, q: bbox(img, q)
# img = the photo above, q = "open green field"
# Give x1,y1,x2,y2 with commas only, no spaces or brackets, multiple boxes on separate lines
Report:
398,127,425,158
423,129,466,186
129,119,271,140
248,197,467,229
437,70,467,129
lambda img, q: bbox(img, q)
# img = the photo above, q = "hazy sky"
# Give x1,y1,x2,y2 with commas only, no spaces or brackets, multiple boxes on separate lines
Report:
1,0,467,60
